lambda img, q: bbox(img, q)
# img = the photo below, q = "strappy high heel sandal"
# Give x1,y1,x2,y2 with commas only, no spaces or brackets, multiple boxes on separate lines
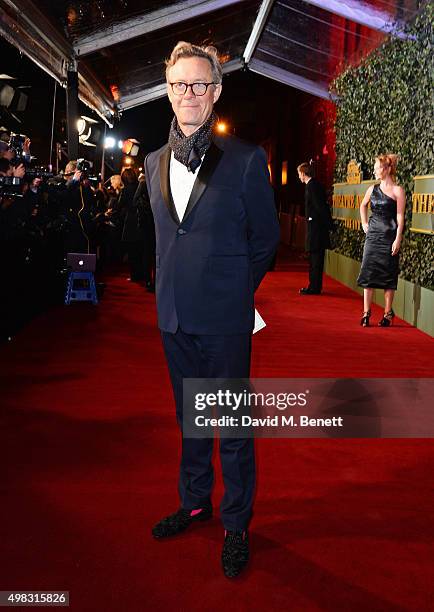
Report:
360,310,371,327
378,309,395,327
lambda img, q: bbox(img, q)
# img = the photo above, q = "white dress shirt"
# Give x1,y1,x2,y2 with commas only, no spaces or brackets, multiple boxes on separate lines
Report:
169,151,203,222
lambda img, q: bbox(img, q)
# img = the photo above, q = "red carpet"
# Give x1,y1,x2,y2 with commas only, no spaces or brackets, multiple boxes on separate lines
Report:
1,260,433,611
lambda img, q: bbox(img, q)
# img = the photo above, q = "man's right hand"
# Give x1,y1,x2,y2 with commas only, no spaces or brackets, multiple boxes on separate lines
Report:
73,170,82,182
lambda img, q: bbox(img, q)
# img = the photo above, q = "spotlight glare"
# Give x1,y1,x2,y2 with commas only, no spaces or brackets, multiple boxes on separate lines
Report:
104,136,116,149
118,140,124,149
217,122,227,133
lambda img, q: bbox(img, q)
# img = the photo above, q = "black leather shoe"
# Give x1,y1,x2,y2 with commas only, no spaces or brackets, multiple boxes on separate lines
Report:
299,287,321,295
152,504,212,539
222,530,249,578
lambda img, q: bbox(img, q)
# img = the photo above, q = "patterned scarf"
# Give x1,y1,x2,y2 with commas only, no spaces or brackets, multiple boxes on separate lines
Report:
168,111,217,174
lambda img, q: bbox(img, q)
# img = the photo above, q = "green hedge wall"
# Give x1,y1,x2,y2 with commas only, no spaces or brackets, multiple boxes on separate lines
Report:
331,3,434,289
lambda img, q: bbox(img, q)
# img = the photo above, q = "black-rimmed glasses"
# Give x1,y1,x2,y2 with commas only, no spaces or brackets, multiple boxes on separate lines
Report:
169,82,217,96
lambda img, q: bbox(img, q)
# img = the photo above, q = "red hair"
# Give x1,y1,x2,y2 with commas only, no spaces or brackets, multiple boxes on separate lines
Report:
376,153,398,181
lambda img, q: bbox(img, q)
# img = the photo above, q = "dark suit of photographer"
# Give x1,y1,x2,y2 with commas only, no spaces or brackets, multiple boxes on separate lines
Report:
119,169,143,282
60,161,96,254
134,178,155,290
0,159,33,338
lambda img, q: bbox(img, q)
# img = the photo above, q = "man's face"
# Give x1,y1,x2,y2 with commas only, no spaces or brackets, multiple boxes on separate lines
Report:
298,170,306,183
167,57,222,136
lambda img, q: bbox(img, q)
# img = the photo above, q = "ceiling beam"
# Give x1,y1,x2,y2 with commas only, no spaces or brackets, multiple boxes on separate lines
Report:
248,58,334,100
0,0,116,123
300,0,408,37
243,0,274,64
0,0,71,82
221,58,244,74
2,0,74,57
121,58,243,110
74,0,247,57
78,64,116,126
121,84,168,110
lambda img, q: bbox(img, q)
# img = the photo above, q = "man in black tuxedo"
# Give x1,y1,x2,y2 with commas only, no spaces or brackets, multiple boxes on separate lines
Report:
145,42,280,578
297,162,333,295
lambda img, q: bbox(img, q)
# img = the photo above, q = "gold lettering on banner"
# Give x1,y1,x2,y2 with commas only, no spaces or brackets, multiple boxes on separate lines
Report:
332,195,366,210
412,193,434,213
332,215,361,230
341,219,361,230
347,160,362,184
333,194,360,209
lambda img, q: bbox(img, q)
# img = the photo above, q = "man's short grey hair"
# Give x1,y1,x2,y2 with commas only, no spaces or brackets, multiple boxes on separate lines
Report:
165,41,223,84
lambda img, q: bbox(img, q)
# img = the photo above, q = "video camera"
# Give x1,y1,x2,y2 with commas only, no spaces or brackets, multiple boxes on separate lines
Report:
0,175,24,197
26,167,55,182
8,132,27,164
8,133,54,182
75,158,99,187
77,158,93,174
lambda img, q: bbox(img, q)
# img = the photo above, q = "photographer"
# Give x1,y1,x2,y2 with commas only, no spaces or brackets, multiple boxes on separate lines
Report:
134,175,155,291
0,156,33,340
0,141,27,180
90,179,121,265
0,158,26,220
55,160,97,254
118,168,143,282
1,131,31,163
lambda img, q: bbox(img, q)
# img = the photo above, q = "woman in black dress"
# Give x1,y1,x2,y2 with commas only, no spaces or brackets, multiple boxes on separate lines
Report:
357,154,405,326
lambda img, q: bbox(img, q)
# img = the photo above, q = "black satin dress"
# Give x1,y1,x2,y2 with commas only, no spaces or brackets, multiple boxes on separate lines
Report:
357,184,399,290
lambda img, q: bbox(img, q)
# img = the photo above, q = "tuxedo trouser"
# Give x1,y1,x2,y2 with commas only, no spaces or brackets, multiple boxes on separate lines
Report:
309,248,325,292
161,328,255,531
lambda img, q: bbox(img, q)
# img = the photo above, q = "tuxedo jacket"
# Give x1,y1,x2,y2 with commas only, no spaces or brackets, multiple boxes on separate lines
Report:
305,177,333,252
144,134,280,335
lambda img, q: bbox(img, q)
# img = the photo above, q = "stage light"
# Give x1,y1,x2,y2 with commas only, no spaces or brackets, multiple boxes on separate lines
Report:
118,140,123,149
76,115,100,147
122,138,140,156
216,122,227,133
124,156,133,165
77,118,86,135
104,136,116,149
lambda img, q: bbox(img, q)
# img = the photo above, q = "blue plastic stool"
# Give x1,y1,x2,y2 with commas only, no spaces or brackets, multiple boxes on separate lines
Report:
65,271,98,305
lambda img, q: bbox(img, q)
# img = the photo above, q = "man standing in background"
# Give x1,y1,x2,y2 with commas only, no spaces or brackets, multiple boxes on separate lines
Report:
297,162,333,295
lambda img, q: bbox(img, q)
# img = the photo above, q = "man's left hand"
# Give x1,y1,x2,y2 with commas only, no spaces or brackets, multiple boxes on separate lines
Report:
13,163,26,178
